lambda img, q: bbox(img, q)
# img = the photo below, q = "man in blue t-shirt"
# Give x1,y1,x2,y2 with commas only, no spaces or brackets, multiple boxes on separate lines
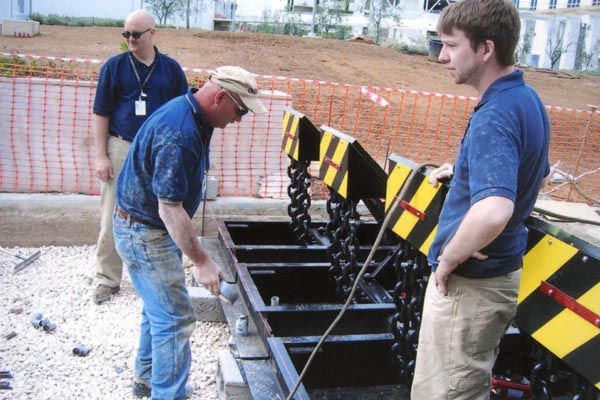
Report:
411,1,550,399
113,66,267,399
92,9,188,305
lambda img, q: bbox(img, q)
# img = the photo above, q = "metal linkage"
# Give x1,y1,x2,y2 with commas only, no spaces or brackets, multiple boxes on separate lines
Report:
326,190,343,290
530,342,600,399
389,241,430,383
325,191,364,300
286,159,313,244
338,200,361,300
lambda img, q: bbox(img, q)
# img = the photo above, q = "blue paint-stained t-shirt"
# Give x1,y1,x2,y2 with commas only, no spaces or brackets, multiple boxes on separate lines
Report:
116,89,213,228
93,47,188,141
428,70,550,278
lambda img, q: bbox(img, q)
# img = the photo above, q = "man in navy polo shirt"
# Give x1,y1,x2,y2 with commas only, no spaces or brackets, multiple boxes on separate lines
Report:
411,1,550,399
113,66,267,399
92,9,188,305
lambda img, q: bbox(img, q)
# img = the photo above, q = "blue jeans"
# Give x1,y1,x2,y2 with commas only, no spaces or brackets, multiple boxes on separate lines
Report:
113,212,196,400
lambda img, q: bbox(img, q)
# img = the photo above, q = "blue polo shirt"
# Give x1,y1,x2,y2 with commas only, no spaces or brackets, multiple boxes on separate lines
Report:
93,47,188,142
116,89,213,228
428,70,550,278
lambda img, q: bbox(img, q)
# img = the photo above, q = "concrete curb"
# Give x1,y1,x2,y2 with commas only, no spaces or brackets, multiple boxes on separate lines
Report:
216,349,251,400
0,193,306,247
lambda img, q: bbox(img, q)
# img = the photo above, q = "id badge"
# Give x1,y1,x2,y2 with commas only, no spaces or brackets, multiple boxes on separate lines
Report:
135,100,147,116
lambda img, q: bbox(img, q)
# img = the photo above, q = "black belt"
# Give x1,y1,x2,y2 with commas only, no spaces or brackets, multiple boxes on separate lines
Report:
109,132,132,142
115,206,158,227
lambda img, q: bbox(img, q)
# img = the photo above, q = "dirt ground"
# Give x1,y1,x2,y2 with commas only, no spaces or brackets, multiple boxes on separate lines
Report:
1,25,599,110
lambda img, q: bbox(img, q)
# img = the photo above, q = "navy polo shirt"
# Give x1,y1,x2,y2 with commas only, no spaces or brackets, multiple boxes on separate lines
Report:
116,89,213,228
428,70,550,278
93,47,188,142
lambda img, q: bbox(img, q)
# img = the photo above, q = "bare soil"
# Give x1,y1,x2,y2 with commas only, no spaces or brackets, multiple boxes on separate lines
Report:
1,25,599,109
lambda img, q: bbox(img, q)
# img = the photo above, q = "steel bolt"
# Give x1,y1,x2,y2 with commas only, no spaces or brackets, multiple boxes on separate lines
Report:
235,315,249,336
73,343,91,357
582,256,589,263
30,313,43,328
595,319,600,328
41,319,56,332
547,239,553,245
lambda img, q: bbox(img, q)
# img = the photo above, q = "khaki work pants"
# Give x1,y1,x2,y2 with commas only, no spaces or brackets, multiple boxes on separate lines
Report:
95,135,131,288
411,269,521,400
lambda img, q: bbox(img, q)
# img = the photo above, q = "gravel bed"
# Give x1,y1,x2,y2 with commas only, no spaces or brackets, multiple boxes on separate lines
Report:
0,245,229,400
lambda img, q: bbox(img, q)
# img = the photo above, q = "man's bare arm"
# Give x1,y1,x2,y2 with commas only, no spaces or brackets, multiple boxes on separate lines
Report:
434,195,514,295
94,114,113,182
158,201,222,295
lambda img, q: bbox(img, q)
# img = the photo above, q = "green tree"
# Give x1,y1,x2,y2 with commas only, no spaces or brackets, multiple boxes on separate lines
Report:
546,20,574,70
178,0,209,29
516,30,534,66
146,0,183,25
364,0,402,44
316,1,343,37
578,39,600,72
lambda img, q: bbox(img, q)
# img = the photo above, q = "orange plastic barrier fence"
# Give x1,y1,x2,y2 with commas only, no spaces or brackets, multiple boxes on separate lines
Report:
0,54,598,204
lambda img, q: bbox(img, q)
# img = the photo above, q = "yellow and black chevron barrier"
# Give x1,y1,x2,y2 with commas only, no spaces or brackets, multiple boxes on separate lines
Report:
384,153,600,390
318,125,386,201
384,154,447,256
516,218,600,390
281,109,321,162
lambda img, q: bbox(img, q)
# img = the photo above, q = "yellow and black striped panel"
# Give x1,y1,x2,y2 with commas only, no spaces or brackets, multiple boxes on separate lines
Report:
516,222,600,390
318,129,349,199
281,110,300,161
385,155,446,256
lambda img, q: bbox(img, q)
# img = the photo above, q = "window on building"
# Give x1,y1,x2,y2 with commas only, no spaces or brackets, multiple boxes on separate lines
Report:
512,0,520,7
549,0,557,8
592,0,599,5
423,0,450,12
567,0,580,8
530,0,537,10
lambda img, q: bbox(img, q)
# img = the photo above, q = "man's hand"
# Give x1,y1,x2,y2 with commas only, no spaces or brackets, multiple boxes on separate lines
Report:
428,163,454,188
95,156,114,182
194,256,223,296
435,251,488,296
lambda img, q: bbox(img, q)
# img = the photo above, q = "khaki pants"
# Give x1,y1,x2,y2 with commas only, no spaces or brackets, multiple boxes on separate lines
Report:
95,135,131,288
411,270,521,400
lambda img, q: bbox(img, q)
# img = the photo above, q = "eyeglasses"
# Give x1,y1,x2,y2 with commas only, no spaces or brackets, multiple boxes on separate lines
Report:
223,91,249,116
121,28,152,40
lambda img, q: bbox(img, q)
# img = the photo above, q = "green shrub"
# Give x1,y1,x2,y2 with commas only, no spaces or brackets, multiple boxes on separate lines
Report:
29,13,125,27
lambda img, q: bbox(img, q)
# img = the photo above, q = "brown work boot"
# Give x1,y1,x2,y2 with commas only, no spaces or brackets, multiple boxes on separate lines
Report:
93,284,120,305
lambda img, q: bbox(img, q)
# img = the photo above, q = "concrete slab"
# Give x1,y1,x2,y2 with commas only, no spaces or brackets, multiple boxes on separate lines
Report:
216,349,251,400
2,19,39,37
534,200,600,247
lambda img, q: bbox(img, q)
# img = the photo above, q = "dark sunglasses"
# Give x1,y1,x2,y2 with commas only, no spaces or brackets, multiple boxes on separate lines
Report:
224,91,249,116
121,28,151,40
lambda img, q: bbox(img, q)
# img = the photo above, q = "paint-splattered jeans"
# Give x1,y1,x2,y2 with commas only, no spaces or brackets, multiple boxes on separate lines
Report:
113,212,196,400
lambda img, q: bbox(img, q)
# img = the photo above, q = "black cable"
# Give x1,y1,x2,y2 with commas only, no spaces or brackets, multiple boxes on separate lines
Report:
533,206,600,227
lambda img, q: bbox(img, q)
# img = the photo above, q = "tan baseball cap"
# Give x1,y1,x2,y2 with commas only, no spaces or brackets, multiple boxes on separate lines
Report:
209,66,267,114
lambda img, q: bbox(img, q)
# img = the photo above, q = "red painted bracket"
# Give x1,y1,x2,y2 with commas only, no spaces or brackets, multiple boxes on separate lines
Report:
400,200,426,221
323,156,339,170
540,281,600,329
491,377,531,396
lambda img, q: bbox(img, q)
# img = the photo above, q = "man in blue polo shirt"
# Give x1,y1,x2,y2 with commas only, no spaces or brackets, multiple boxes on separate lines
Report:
92,9,188,305
411,1,550,399
113,66,267,399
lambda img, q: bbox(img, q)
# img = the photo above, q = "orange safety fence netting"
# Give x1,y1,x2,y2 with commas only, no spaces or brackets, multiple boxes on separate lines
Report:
0,54,598,205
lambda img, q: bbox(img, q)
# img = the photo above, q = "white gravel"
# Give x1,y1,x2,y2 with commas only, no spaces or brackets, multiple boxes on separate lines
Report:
0,245,229,400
